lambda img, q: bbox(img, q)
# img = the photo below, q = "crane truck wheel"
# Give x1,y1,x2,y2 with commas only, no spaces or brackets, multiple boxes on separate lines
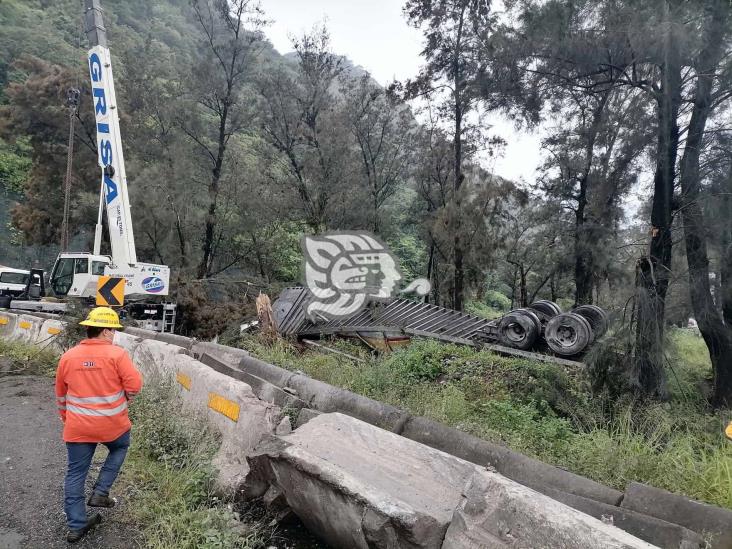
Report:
545,312,594,356
0,296,11,309
528,300,562,318
572,305,609,338
497,310,540,350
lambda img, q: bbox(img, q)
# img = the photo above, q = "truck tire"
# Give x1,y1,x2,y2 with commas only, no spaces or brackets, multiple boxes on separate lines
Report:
528,300,562,318
0,296,11,309
573,305,609,338
545,312,594,356
497,310,540,350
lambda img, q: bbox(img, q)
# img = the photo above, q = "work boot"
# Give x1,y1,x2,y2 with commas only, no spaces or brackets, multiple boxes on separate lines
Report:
88,493,116,508
66,513,102,543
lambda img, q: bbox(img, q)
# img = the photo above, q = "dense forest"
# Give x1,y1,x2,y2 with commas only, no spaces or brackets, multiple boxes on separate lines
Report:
1,0,732,404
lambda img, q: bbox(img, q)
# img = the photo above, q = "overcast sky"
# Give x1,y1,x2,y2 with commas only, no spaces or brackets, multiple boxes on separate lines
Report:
260,0,543,184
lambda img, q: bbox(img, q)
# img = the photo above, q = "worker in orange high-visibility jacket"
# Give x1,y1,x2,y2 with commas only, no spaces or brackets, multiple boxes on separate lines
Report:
55,307,142,544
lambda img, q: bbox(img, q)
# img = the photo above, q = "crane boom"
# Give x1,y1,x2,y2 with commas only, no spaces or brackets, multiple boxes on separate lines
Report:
41,0,174,331
84,0,137,266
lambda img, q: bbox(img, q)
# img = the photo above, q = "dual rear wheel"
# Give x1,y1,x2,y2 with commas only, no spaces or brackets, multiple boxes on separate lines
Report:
497,309,542,350
497,301,608,356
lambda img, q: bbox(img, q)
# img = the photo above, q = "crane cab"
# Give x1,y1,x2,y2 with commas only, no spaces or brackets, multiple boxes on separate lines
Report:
50,252,110,298
50,252,171,299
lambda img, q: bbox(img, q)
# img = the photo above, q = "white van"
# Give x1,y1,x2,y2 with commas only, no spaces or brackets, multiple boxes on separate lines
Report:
0,266,33,297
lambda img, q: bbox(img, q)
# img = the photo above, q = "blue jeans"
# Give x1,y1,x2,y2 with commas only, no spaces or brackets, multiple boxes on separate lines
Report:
64,430,130,530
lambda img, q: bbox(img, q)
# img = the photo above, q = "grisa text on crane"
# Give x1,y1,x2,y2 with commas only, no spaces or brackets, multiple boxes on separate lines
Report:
88,51,120,208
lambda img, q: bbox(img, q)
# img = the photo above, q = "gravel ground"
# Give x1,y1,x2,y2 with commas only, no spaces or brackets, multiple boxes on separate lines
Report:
0,375,140,549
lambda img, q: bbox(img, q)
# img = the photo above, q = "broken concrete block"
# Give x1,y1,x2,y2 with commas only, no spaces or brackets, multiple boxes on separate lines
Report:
275,416,292,435
247,412,479,548
247,413,655,549
539,486,704,548
442,469,659,549
263,485,287,511
294,408,322,428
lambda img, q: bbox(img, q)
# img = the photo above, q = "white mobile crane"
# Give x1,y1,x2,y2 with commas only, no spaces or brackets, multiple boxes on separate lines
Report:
8,0,176,332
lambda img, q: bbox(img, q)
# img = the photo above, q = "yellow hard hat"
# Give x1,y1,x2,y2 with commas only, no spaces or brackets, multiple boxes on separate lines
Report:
726,421,732,442
79,307,123,329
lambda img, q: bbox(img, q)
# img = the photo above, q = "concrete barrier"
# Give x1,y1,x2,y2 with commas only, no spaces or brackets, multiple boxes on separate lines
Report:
622,482,732,548
247,413,656,549
192,341,251,365
239,355,296,387
237,355,412,432
401,415,624,506
171,353,281,494
0,312,18,339
113,330,145,357
234,353,623,507
113,332,283,495
539,486,704,549
13,314,43,344
443,467,656,549
130,338,188,379
153,331,194,350
119,326,158,339
1,321,725,548
200,353,308,411
36,319,66,350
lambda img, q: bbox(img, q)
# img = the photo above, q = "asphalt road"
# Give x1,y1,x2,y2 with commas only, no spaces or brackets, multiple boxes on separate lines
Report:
0,375,139,549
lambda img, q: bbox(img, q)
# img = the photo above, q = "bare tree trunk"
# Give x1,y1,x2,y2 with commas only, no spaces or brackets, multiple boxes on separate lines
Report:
719,166,732,327
574,92,609,306
197,99,229,278
632,1,681,399
679,0,732,407
425,241,434,304
575,185,594,305
519,267,528,307
452,8,466,311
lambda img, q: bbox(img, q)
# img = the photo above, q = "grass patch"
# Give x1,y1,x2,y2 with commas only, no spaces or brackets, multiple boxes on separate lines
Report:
0,338,58,377
464,300,504,320
229,331,732,510
120,377,275,549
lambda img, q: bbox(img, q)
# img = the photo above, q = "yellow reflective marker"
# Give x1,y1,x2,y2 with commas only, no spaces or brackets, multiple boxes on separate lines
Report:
176,372,192,391
0,317,8,325
47,327,62,335
208,393,240,422
19,321,32,330
726,421,732,441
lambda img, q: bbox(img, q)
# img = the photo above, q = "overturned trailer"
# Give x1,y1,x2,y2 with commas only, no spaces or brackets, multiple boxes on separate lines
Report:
272,287,608,361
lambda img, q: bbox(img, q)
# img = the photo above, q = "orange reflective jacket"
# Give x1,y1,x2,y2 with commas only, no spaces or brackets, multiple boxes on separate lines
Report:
55,339,143,443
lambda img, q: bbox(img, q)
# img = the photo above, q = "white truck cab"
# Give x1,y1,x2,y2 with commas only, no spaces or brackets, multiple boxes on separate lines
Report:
0,266,32,297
